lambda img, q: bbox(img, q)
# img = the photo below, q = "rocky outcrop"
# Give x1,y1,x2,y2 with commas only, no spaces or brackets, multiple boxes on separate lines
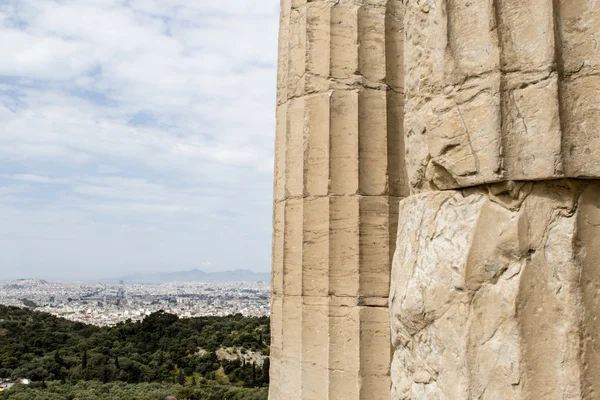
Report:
390,181,600,399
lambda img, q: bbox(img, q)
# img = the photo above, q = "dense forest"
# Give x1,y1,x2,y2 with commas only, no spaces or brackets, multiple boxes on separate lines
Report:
0,305,269,400
0,381,268,400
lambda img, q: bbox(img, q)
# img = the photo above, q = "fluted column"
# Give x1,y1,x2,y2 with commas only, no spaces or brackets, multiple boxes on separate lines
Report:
403,0,600,192
270,1,406,399
391,0,600,398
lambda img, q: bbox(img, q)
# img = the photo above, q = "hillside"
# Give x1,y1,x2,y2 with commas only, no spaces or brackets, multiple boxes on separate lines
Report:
0,305,269,399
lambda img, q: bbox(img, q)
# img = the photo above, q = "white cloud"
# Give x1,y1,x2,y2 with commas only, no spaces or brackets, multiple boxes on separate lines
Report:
96,165,121,174
0,0,278,280
7,173,69,183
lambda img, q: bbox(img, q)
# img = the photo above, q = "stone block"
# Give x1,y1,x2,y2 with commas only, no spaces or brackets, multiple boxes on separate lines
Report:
390,181,600,399
404,0,600,191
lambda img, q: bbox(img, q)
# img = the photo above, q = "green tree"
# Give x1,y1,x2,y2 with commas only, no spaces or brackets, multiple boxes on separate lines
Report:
0,305,270,390
262,358,270,384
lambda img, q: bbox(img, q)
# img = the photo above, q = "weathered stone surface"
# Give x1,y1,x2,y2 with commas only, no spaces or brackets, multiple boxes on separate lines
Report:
404,0,600,192
273,0,600,398
270,1,406,399
269,295,393,400
390,180,600,399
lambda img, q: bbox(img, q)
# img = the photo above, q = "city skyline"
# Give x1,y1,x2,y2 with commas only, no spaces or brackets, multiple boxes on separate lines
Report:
0,279,270,326
0,1,279,280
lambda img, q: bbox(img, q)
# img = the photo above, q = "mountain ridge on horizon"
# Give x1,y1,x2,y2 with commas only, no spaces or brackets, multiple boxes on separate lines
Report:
103,268,271,284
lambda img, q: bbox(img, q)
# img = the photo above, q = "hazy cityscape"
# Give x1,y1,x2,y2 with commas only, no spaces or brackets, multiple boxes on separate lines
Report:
0,279,270,326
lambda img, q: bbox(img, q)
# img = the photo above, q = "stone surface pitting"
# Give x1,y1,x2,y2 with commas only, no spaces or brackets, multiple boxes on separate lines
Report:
404,0,600,192
390,181,600,399
270,1,406,399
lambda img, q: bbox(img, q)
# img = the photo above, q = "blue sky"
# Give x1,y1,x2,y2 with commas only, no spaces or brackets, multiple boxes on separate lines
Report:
0,0,280,280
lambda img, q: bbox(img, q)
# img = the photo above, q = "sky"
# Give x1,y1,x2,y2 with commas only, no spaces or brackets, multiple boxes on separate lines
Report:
0,0,280,281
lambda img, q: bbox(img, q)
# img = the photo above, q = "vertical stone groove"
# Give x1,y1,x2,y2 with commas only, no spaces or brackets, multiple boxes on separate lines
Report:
492,0,506,179
385,1,406,199
552,0,566,175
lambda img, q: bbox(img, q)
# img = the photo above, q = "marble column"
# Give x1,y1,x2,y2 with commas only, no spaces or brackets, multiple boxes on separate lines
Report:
270,1,406,399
